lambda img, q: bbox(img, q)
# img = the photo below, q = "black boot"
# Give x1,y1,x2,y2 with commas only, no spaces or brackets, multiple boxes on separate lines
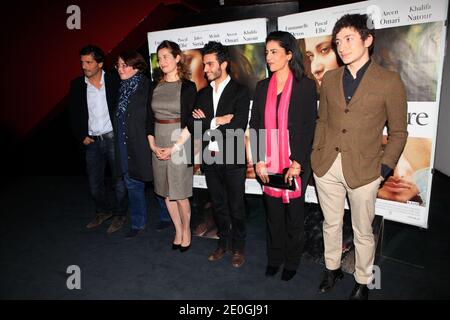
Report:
349,282,369,300
281,269,297,281
318,268,344,293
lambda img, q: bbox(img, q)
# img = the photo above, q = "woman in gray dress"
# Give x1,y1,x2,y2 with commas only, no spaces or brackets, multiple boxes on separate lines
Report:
147,40,197,252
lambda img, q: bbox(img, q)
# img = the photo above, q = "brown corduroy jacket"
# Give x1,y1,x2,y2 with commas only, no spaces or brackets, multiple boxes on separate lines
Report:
311,61,408,189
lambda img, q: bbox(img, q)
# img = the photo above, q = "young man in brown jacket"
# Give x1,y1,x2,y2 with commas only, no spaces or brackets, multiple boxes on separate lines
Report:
311,14,408,300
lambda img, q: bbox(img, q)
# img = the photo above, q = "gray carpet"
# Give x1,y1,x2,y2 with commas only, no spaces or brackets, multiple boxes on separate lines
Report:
1,174,449,300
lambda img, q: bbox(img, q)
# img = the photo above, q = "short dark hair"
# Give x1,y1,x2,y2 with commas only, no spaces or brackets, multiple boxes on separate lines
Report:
117,51,147,72
332,14,375,55
266,31,304,81
79,45,105,63
201,41,231,73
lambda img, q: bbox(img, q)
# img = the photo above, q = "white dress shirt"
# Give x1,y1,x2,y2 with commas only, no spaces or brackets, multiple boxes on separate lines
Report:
208,75,231,151
85,70,113,136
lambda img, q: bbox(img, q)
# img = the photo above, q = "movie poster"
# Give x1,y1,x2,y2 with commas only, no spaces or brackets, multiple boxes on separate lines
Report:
147,19,268,237
279,0,448,228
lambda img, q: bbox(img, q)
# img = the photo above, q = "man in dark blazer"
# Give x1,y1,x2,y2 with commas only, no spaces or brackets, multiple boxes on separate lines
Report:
192,41,250,268
311,14,408,300
69,45,127,234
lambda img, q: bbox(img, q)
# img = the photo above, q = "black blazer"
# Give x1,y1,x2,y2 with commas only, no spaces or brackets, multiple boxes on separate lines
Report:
190,78,250,167
113,75,153,182
146,80,197,165
249,74,317,170
68,72,120,143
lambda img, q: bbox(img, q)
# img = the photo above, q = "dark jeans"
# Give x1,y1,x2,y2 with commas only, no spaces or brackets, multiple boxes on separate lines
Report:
123,173,147,230
85,135,127,216
204,164,246,251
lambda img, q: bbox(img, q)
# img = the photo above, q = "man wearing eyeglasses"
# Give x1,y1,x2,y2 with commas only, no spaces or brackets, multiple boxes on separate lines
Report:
69,44,127,234
311,14,408,300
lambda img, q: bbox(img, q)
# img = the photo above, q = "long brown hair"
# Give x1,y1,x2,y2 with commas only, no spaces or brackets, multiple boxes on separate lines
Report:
156,40,191,82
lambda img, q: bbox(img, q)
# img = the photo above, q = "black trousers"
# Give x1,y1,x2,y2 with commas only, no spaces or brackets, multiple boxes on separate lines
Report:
204,164,247,251
263,168,310,271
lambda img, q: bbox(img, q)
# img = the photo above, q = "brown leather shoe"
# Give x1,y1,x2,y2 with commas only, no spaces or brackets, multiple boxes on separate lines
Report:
107,216,126,234
86,213,113,229
193,222,208,236
208,247,227,261
231,250,245,268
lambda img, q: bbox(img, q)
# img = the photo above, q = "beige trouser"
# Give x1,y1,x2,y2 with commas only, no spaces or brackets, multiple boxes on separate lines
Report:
314,153,381,284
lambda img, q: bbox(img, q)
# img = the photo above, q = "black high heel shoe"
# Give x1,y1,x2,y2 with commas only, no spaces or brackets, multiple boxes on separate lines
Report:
179,244,191,253
172,243,181,250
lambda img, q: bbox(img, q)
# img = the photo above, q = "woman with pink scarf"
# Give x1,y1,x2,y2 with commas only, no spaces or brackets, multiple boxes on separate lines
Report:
250,31,317,281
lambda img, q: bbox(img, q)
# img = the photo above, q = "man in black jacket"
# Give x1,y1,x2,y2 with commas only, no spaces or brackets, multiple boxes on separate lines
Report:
192,41,250,268
69,45,127,234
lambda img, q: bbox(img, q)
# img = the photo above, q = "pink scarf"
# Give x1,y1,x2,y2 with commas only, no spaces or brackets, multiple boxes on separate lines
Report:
263,71,301,203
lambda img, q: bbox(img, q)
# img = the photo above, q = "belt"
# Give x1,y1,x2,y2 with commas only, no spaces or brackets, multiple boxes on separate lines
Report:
155,118,181,124
90,131,114,141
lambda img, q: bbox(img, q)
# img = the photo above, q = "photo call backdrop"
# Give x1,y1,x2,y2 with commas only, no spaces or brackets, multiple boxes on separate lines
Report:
148,0,449,229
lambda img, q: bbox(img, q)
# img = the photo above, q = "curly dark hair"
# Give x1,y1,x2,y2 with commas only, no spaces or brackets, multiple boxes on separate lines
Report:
201,41,231,73
332,14,376,55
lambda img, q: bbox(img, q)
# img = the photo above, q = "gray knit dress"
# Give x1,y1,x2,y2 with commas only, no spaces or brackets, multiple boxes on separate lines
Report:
151,81,193,200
